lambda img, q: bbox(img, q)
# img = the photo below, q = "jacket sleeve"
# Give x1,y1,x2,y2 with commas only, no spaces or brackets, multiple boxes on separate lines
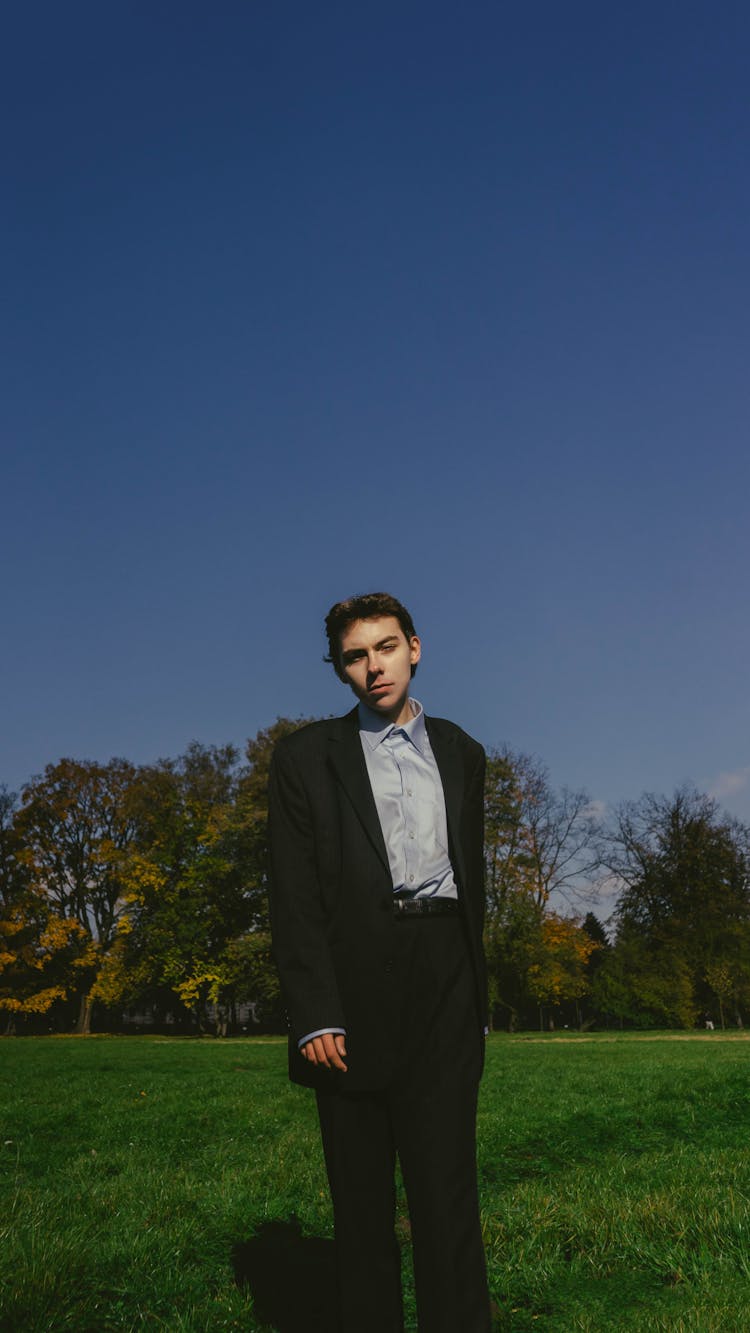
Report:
466,744,486,927
464,743,489,1030
267,742,346,1042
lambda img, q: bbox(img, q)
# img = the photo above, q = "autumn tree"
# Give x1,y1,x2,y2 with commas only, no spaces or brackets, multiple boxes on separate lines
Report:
117,743,248,1027
526,912,598,1030
116,723,313,1031
483,748,602,1029
13,760,138,1032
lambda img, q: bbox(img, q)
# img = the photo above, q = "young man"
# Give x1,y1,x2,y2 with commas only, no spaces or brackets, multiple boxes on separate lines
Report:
268,592,492,1332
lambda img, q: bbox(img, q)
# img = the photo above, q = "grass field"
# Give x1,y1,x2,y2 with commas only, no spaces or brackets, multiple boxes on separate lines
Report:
2,1033,749,1331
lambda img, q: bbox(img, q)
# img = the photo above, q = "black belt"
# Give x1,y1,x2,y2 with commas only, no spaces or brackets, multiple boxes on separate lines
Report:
393,896,460,917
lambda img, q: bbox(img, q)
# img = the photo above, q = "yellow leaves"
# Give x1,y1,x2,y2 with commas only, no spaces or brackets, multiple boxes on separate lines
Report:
0,917,25,941
121,854,168,899
174,969,229,1007
0,899,98,1011
90,936,131,1004
38,916,89,956
527,913,598,1005
0,984,68,1014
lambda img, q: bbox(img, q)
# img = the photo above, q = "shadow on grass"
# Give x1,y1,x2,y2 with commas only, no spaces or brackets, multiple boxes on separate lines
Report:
232,1217,337,1331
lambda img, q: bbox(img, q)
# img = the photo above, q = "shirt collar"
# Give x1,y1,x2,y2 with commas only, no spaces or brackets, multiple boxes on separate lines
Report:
358,698,427,755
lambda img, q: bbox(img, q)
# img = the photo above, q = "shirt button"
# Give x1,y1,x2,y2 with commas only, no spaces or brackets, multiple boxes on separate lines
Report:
409,833,415,840
407,789,413,796
409,874,415,882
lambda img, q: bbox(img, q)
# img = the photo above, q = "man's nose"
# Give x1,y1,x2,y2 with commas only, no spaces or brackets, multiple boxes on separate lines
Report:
366,654,384,675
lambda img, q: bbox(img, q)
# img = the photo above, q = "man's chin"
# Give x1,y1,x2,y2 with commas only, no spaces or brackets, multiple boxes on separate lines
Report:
362,689,411,720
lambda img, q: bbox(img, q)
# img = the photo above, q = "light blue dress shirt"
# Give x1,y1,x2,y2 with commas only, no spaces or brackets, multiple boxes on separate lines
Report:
358,698,457,900
297,697,458,1050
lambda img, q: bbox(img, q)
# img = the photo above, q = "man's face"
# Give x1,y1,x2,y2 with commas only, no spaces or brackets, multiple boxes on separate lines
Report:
338,615,421,724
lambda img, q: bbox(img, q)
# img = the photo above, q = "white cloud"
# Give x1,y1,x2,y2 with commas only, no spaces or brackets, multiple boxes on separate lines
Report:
708,767,750,799
583,798,608,820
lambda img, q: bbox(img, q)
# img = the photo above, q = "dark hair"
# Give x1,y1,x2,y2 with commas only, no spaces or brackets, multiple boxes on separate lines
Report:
324,592,419,681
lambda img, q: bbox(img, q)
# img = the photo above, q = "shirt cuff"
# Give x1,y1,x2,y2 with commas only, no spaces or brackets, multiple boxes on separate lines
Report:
297,1027,346,1049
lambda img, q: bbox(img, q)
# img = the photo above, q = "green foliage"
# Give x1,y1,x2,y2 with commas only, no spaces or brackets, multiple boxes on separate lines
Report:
118,743,248,1021
113,722,313,1029
604,787,750,1028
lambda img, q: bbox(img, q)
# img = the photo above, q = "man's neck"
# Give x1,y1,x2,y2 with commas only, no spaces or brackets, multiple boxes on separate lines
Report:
358,695,416,729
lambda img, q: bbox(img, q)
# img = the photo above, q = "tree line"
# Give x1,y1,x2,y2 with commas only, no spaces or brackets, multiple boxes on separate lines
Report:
2,719,749,1034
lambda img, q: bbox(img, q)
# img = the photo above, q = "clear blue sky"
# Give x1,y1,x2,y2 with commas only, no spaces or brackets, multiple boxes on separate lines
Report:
3,2,749,823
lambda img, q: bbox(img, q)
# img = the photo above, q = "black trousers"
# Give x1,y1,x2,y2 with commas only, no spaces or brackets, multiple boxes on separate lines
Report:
315,915,491,1333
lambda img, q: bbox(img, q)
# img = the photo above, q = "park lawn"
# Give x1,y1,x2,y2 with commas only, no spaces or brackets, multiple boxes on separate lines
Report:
0,1034,748,1331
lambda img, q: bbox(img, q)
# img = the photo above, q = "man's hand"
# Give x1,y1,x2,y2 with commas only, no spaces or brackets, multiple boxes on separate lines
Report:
300,1032,348,1071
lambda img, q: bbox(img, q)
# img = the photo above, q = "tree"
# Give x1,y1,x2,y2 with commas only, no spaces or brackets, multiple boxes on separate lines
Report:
13,760,138,1032
511,751,603,911
482,748,603,1029
606,786,750,1027
117,724,313,1032
118,743,247,1028
0,786,94,1031
0,786,26,911
526,912,598,1030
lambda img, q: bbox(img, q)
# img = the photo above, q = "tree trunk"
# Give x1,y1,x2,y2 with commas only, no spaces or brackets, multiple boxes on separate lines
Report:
76,993,94,1034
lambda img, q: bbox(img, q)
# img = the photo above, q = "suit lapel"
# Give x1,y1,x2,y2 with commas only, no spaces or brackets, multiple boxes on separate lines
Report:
327,709,390,872
425,716,467,887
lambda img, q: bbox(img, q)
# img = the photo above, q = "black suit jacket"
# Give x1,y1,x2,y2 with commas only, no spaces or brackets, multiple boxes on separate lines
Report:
268,706,487,1090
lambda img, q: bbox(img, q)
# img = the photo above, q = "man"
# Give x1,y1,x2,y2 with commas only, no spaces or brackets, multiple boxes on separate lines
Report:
268,592,491,1332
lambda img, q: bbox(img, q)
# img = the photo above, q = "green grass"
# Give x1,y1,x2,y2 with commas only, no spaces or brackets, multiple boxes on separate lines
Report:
2,1033,749,1330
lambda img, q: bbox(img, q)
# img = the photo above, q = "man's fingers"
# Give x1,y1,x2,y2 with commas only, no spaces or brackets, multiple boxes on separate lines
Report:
323,1032,347,1071
300,1033,347,1070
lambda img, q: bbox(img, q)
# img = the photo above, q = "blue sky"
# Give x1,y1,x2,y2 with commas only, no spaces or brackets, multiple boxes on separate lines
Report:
3,2,749,825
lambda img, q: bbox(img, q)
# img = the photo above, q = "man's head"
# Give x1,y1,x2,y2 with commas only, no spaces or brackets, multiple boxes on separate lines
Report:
324,592,421,723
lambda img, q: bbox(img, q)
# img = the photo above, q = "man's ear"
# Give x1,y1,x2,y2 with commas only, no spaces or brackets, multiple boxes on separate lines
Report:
409,635,421,668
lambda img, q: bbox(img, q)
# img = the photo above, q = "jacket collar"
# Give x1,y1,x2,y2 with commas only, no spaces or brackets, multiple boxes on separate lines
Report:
326,708,388,869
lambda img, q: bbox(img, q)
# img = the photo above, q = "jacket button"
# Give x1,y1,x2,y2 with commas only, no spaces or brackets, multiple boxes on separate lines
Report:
384,961,393,974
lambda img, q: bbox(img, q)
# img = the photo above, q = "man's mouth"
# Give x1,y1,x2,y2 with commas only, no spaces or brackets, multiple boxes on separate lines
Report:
368,684,391,694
